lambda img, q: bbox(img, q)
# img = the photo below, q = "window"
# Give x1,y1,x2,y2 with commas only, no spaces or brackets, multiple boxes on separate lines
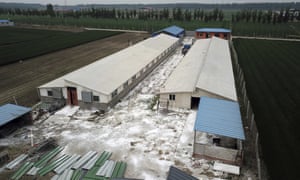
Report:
47,90,53,96
93,96,100,102
169,94,176,101
112,89,118,98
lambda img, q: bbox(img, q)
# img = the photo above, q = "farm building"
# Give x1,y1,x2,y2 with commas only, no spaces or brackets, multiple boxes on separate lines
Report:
0,104,32,137
195,28,231,40
152,25,185,38
193,97,245,165
159,36,237,109
38,34,179,111
0,19,14,26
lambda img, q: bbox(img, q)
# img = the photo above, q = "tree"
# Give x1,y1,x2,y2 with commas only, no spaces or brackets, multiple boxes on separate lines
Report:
218,10,224,21
46,4,55,17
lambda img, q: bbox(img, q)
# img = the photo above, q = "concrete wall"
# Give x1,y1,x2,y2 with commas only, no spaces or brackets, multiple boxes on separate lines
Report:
160,92,192,109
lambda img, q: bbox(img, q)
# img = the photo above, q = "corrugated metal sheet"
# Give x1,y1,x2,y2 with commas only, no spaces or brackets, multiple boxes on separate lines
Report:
54,154,81,174
26,167,40,176
72,151,97,170
6,154,28,170
0,104,31,127
194,97,245,140
195,28,231,33
81,91,93,103
167,166,198,180
82,153,100,170
160,37,237,102
163,25,185,37
0,19,10,23
40,34,179,95
38,154,71,176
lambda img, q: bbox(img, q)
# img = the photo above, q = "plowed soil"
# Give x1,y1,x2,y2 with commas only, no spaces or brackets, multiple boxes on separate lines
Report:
0,32,149,106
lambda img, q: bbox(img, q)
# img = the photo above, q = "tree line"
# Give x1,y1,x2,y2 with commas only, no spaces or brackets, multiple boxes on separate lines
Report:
0,4,225,22
232,8,300,24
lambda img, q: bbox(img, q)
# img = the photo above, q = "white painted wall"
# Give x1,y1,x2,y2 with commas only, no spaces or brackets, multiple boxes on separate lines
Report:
64,81,110,103
160,92,192,109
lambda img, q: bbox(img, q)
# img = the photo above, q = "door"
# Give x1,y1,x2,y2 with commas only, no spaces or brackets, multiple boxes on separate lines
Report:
67,87,78,106
191,97,200,109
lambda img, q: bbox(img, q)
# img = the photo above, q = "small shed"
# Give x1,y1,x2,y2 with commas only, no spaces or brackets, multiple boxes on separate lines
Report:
0,20,14,26
195,28,231,40
152,25,185,38
193,97,245,165
0,104,32,137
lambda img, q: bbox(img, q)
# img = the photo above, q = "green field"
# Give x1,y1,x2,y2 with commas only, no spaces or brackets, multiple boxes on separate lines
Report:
234,39,300,180
2,14,300,38
0,27,121,65
232,22,300,38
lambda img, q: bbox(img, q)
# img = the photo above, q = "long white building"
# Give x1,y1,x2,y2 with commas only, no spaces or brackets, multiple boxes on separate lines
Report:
159,36,237,109
38,34,179,111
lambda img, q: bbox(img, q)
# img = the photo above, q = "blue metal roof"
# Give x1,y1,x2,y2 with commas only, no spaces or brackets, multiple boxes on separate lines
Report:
162,25,185,36
194,97,245,140
0,20,10,23
0,104,31,127
167,166,198,180
195,28,231,33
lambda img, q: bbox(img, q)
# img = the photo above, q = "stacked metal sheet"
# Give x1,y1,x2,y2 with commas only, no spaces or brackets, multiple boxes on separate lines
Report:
82,153,100,170
96,160,116,177
5,154,28,170
54,154,81,174
72,151,97,170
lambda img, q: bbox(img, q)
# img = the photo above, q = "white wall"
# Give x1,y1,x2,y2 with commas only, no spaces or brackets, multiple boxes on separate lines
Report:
160,92,192,109
64,81,110,103
193,88,229,101
39,88,49,97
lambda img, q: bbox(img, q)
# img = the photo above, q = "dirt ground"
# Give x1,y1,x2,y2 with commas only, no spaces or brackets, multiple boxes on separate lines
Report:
0,32,149,107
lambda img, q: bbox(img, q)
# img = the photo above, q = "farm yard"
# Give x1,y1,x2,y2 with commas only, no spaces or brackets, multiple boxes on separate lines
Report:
0,27,122,65
0,43,256,180
233,39,300,180
0,31,148,106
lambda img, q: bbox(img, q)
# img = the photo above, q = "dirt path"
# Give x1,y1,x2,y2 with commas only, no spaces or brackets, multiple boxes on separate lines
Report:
0,32,149,106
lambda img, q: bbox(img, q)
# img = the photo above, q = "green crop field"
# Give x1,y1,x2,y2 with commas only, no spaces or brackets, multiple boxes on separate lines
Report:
232,22,300,38
234,39,300,180
0,27,121,65
0,15,229,32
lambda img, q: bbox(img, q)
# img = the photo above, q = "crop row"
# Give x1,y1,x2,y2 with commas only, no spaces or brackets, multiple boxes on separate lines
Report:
234,39,300,180
0,27,121,65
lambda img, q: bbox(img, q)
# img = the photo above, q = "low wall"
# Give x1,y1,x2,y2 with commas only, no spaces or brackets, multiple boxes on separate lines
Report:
194,143,242,165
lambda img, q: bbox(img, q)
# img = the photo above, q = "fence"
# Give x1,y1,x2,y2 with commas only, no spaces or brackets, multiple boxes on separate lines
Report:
230,41,265,180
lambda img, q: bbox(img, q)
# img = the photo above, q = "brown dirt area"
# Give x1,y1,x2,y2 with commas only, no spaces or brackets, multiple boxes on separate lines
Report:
0,32,149,107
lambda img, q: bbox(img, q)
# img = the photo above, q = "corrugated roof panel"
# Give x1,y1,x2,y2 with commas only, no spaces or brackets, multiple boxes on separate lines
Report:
0,104,31,127
196,28,231,33
0,19,10,23
163,25,185,36
196,37,237,101
167,166,198,180
194,97,245,140
160,38,211,93
40,34,179,95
